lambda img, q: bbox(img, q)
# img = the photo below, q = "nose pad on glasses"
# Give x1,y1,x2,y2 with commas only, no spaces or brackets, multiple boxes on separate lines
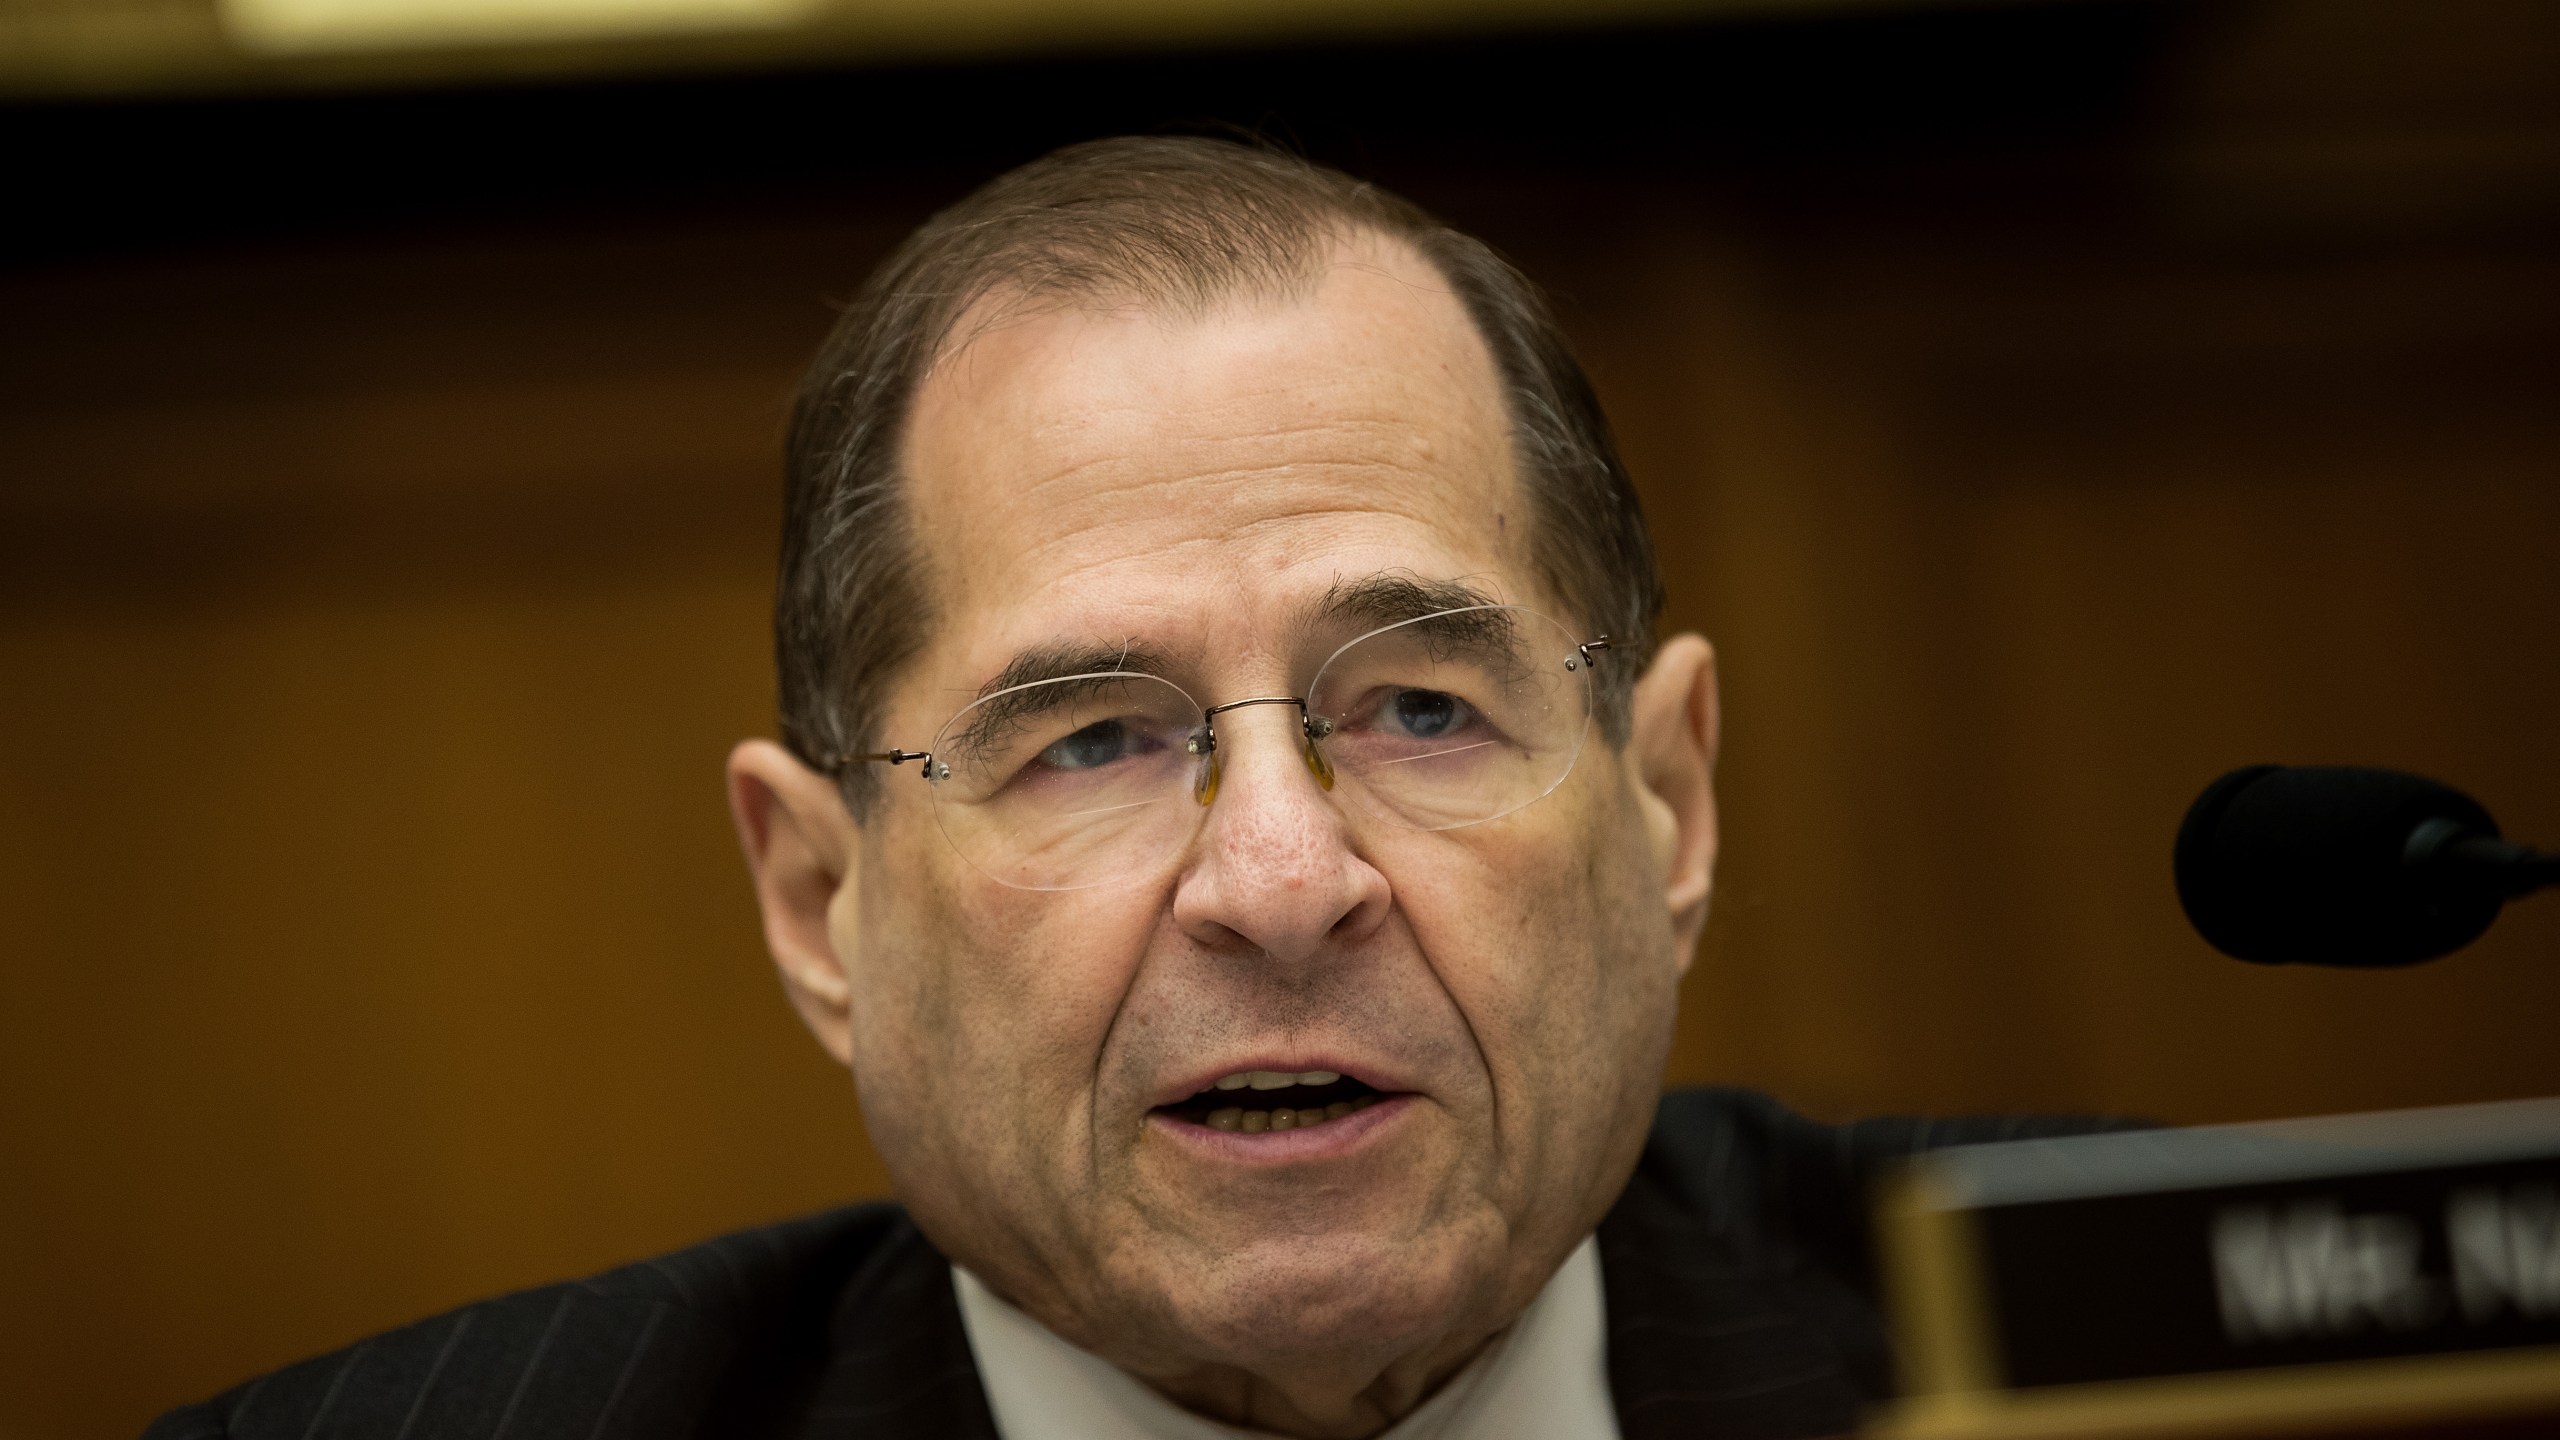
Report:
1303,735,1335,791
1189,726,1335,806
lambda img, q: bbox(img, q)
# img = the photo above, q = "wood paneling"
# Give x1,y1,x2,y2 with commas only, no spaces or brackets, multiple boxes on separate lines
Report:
0,216,913,1438
1554,203,2560,1121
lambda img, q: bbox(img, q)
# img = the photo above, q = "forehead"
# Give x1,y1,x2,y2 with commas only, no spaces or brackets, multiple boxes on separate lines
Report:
900,235,1532,700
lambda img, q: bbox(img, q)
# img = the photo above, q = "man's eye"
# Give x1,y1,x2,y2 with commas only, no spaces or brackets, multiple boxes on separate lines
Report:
1382,689,1466,740
1039,718,1137,771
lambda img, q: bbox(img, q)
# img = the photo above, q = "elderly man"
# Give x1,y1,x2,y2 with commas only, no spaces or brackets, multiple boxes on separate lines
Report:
150,137,2090,1440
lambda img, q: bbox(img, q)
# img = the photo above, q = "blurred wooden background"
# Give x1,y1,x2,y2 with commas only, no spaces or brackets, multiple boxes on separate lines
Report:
5,2,2559,1435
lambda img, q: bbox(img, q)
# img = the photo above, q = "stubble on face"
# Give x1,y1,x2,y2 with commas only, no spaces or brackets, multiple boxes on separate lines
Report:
831,233,1683,1437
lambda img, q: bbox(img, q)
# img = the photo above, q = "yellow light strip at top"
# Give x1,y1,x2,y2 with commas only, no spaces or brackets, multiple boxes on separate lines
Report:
217,0,821,54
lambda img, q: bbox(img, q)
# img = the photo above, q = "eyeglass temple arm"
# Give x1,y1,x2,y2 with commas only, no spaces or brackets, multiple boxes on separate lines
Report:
830,749,937,779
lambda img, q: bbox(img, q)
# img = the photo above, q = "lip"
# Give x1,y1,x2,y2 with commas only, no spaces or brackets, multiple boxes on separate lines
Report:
1148,1055,1419,1110
1147,1092,1416,1164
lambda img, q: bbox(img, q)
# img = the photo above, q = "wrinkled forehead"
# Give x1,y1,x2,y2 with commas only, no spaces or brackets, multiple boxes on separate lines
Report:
896,236,1540,708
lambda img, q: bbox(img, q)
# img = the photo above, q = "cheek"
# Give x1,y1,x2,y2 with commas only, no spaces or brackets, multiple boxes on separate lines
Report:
1384,774,1675,1100
840,810,954,1070
847,828,1162,1146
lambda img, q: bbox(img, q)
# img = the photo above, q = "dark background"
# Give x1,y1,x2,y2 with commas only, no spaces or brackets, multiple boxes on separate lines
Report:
6,1,2559,1434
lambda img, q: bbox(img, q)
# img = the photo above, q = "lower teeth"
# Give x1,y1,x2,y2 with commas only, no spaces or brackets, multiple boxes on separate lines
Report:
1204,1096,1379,1133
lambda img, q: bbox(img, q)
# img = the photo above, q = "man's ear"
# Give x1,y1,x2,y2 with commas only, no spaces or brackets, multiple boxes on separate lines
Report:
726,739,861,1067
1627,634,1720,973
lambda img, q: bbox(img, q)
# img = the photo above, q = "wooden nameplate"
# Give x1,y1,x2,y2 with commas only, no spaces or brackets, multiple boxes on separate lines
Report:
1870,1097,2560,1439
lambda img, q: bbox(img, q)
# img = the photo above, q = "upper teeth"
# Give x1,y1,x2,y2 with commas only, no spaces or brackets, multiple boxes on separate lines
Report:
1213,1069,1342,1091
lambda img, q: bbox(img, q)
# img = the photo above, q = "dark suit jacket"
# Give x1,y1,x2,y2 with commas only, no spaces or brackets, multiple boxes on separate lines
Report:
146,1088,2122,1440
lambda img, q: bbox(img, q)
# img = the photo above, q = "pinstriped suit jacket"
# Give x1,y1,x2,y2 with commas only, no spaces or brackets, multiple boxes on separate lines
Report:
144,1089,2124,1440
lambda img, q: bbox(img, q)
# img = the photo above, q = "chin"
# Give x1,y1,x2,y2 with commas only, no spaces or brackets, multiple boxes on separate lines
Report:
1106,1214,1499,1372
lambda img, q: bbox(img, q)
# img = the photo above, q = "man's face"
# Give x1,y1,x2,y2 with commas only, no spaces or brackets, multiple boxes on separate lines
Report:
831,237,1690,1424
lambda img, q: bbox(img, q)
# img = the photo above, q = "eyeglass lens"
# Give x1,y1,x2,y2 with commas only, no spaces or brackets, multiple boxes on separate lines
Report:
925,606,1592,890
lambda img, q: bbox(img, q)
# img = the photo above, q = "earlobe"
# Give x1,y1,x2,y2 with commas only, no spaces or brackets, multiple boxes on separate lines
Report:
1626,635,1720,973
726,739,862,1067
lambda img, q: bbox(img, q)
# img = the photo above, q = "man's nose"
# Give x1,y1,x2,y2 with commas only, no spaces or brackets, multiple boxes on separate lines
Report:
1171,710,1391,965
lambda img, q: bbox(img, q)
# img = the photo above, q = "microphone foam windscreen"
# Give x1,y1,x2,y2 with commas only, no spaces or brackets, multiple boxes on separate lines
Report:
2175,765,2503,966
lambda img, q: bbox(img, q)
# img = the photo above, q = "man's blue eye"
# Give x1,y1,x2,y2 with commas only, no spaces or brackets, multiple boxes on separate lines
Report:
1042,719,1134,770
1390,690,1462,739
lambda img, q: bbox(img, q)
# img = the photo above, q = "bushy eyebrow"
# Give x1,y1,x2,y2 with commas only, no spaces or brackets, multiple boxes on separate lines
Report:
1305,575,1527,675
946,642,1177,758
977,641,1173,699
1306,574,1504,633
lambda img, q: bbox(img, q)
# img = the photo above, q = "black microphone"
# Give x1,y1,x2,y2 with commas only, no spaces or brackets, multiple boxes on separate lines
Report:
2175,765,2559,967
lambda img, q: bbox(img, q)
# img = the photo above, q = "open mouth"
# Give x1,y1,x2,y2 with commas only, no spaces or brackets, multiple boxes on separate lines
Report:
1157,1069,1390,1133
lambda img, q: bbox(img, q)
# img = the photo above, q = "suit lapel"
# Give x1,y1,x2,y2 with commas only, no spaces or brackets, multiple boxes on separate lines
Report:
1598,1141,1876,1440
788,1214,1001,1440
